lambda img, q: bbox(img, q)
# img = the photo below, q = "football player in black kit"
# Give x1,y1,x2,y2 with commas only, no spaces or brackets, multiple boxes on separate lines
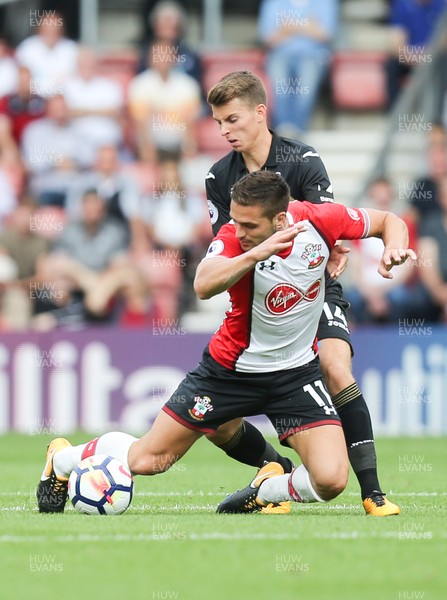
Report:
203,71,399,516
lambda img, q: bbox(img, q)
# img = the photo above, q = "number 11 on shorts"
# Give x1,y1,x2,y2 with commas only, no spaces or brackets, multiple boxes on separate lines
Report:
303,381,337,416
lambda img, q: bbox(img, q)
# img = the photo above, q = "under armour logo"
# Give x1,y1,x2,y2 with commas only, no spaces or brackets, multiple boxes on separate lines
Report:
259,261,276,271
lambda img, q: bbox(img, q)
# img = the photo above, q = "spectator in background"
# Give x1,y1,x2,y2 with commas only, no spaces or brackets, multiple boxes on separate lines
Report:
417,173,447,321
139,0,188,43
0,113,25,214
386,0,446,108
30,189,130,330
64,47,125,166
345,177,418,324
137,1,203,93
0,198,50,279
128,42,201,163
0,65,46,145
66,144,147,250
0,38,18,98
0,198,51,330
145,158,209,311
82,262,161,328
53,189,128,272
21,94,86,206
0,253,23,331
410,138,447,219
0,168,18,226
15,10,78,98
31,252,160,330
258,0,338,135
428,121,447,147
147,158,206,250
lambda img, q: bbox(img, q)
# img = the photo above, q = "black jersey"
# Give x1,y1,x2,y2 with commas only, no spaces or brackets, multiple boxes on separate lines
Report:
206,132,334,235
205,131,343,301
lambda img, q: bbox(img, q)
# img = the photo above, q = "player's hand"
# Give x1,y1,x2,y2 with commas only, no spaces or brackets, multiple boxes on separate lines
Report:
252,222,307,262
327,244,350,279
378,248,417,279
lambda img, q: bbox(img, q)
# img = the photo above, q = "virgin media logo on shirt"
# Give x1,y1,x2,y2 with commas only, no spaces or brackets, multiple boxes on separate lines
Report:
265,281,321,314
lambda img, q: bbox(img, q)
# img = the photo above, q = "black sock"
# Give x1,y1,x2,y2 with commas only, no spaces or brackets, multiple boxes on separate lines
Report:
333,383,382,499
218,420,294,473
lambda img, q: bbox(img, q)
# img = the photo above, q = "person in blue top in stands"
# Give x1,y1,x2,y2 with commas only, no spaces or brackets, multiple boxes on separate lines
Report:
386,0,447,107
258,0,338,136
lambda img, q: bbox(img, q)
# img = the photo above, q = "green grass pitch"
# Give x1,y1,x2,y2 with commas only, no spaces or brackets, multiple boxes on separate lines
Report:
0,433,446,600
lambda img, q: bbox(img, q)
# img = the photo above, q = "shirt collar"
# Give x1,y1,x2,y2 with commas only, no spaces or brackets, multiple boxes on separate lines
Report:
234,129,279,173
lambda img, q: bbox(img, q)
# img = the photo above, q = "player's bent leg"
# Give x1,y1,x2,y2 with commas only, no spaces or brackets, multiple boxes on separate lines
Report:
319,336,400,516
36,413,201,512
205,418,244,445
37,432,140,513
206,418,295,472
217,425,348,513
318,336,354,397
285,425,349,501
128,410,202,475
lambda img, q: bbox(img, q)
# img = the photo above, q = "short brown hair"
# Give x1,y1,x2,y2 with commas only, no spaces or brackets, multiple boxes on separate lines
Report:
230,171,289,219
207,71,267,108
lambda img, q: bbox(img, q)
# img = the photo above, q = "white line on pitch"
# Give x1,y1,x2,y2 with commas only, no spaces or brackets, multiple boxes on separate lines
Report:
1,491,446,497
0,531,445,543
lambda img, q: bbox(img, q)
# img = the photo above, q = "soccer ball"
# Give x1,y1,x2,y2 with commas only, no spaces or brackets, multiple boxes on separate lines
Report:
68,455,134,515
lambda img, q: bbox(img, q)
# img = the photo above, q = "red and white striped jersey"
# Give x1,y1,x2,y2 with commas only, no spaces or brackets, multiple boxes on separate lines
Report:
203,201,370,373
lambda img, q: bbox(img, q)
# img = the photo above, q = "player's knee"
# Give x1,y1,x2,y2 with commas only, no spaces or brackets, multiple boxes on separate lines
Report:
313,465,348,501
206,430,227,445
128,449,176,475
320,357,353,396
206,420,243,447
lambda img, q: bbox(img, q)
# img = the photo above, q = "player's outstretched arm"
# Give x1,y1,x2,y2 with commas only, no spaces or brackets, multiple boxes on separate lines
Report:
365,209,417,279
194,225,304,299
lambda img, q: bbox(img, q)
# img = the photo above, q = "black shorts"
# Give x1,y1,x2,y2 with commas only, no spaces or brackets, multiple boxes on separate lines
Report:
318,278,353,353
163,348,341,446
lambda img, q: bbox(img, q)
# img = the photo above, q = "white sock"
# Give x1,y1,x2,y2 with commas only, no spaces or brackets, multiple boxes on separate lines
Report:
95,432,137,467
258,464,324,504
257,473,290,504
53,432,137,479
53,444,86,478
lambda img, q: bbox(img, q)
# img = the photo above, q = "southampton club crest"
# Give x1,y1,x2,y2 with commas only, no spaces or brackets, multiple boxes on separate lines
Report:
301,243,324,269
189,396,214,420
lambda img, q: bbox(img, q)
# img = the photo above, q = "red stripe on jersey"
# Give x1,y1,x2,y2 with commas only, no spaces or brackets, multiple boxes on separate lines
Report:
205,223,256,369
162,406,216,435
279,419,342,442
81,437,99,459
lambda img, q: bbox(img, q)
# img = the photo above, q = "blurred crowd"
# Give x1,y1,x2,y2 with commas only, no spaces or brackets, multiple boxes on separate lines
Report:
0,0,446,331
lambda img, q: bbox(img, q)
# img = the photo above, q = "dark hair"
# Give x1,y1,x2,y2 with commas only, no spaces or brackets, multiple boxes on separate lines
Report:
207,70,267,108
82,188,102,199
230,171,290,219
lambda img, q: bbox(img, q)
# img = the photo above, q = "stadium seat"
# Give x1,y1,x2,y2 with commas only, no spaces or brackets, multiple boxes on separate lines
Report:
331,51,387,110
97,50,138,73
201,48,270,100
201,48,265,71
